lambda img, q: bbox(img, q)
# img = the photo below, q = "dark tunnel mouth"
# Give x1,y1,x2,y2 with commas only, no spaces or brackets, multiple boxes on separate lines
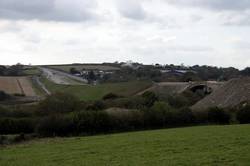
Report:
189,84,212,94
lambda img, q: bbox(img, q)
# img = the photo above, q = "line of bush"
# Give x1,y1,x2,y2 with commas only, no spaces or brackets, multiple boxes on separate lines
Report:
0,92,250,140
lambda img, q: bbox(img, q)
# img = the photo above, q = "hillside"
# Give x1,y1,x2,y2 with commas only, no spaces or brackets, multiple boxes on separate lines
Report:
137,82,189,96
1,125,250,166
192,77,250,110
40,76,152,101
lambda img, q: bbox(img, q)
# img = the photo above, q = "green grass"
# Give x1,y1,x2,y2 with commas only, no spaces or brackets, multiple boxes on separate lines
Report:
41,77,152,101
1,125,250,166
23,68,42,76
30,77,47,97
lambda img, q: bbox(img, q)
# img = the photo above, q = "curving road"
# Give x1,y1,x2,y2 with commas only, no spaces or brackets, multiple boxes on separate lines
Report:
39,67,88,85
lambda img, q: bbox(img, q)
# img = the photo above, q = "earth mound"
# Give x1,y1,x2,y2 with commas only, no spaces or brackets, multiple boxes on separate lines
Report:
192,77,250,110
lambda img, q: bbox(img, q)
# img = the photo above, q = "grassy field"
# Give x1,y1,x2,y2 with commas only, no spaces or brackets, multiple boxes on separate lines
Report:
41,77,152,101
23,68,42,76
48,64,120,73
1,125,250,166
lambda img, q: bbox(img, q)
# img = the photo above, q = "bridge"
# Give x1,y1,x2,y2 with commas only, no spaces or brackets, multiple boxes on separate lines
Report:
183,81,225,95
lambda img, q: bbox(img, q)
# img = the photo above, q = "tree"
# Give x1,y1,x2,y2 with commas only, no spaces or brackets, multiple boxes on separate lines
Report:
236,104,250,124
37,92,80,115
241,67,250,76
70,67,80,75
142,91,158,108
0,65,7,75
87,71,96,81
207,107,230,124
7,64,23,76
181,72,200,82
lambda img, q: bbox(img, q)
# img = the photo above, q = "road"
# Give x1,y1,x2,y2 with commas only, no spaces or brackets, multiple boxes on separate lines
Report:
39,67,88,85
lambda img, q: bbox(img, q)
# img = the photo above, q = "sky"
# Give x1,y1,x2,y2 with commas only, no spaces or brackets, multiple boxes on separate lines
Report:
0,0,249,69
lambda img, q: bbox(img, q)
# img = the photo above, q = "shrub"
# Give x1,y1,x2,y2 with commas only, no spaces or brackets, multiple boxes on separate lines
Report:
36,115,75,137
107,109,144,131
70,67,80,75
0,135,8,145
37,92,80,115
144,101,174,128
13,133,26,143
86,101,106,111
102,93,120,100
0,91,9,101
104,96,145,109
0,106,34,118
0,118,35,134
0,106,11,117
73,111,111,134
236,105,250,124
141,91,158,108
174,107,195,125
167,95,189,108
207,107,230,124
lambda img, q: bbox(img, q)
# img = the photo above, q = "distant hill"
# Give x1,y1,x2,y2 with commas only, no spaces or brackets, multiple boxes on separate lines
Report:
47,64,121,73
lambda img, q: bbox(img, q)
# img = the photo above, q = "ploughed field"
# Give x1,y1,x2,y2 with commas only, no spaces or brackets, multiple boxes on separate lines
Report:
1,125,250,166
0,77,36,96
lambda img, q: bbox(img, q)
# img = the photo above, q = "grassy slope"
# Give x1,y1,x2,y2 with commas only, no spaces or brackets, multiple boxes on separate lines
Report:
1,125,250,166
41,77,152,101
48,64,120,73
23,68,41,76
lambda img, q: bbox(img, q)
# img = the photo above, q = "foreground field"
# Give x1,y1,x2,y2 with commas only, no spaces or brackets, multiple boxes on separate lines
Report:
41,77,152,100
1,125,250,166
0,77,36,96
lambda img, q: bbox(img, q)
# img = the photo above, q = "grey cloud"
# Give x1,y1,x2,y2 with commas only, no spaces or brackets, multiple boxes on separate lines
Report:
166,45,214,53
0,21,23,33
0,0,98,22
116,0,146,20
233,40,250,50
221,11,250,26
166,0,250,11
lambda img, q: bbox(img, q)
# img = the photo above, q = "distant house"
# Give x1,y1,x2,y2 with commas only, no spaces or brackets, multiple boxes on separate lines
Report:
160,69,171,73
121,61,142,70
73,68,115,84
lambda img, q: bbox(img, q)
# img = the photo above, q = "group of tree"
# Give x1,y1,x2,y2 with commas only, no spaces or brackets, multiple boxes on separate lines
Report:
0,63,24,76
67,63,250,83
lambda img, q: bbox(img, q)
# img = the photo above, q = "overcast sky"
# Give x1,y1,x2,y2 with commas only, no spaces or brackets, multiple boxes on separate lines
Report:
0,0,249,69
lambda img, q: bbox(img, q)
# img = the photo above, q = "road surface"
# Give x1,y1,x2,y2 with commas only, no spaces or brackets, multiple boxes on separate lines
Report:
39,67,88,85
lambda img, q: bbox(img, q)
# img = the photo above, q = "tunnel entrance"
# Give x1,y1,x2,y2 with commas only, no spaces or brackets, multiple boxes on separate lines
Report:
189,84,212,95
